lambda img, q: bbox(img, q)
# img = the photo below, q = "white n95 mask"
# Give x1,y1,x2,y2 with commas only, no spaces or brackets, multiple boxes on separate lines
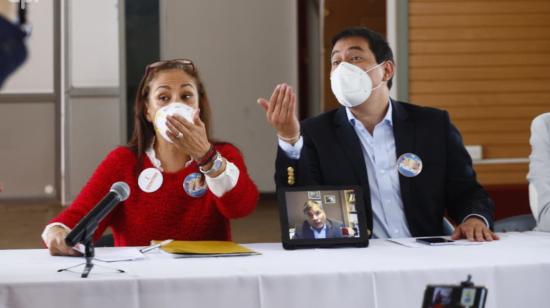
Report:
330,61,385,108
154,102,195,143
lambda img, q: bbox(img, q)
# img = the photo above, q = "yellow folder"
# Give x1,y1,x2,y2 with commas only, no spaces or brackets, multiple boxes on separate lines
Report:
152,240,260,257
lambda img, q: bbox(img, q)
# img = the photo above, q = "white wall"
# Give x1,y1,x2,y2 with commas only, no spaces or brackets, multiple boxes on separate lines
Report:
67,97,120,200
0,102,56,198
65,0,121,202
161,0,298,192
69,0,119,88
386,0,408,102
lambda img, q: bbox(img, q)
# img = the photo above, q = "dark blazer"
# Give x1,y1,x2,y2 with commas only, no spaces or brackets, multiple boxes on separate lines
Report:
293,219,344,239
275,100,494,237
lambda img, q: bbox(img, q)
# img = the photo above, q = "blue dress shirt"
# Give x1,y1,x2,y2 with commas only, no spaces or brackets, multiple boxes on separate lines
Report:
344,104,411,238
311,225,327,239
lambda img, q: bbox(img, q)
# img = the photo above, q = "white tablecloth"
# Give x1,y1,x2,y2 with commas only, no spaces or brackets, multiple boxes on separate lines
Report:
1,232,550,308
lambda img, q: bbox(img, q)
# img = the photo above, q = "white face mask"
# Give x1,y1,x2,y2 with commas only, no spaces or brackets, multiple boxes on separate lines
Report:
330,61,385,108
154,102,195,143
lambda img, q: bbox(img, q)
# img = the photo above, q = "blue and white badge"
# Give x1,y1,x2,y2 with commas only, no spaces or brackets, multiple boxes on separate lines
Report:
183,172,207,198
397,153,423,177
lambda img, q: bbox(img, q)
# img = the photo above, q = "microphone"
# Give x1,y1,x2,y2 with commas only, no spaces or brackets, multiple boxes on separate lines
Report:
65,182,130,247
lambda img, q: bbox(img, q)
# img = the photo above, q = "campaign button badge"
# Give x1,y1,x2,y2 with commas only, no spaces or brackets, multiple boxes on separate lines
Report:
138,168,163,192
397,153,423,177
183,172,207,198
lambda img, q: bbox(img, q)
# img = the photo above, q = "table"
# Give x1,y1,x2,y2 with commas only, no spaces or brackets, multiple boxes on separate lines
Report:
1,232,550,308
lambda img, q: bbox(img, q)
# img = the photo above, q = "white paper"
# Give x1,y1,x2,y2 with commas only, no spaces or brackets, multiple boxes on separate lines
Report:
71,246,145,262
93,247,146,262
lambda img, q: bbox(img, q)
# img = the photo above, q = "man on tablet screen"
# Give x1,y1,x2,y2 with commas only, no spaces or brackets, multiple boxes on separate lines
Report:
293,201,351,239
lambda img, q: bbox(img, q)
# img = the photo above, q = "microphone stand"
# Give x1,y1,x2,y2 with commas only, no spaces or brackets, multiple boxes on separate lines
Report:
81,235,95,278
57,221,125,278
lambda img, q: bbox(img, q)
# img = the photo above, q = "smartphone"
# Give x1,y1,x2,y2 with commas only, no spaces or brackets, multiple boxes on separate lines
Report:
416,237,454,246
422,285,488,308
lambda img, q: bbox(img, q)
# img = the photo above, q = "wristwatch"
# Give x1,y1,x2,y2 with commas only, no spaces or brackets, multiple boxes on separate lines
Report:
199,152,224,175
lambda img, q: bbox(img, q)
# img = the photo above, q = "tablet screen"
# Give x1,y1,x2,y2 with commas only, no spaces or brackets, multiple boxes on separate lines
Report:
278,186,368,249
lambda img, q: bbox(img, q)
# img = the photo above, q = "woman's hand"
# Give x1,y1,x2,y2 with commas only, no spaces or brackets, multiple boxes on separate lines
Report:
46,226,81,256
258,83,301,144
166,110,211,160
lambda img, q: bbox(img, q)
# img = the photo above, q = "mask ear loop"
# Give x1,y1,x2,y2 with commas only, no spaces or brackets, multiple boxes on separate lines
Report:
365,61,386,73
371,80,386,92
366,61,387,92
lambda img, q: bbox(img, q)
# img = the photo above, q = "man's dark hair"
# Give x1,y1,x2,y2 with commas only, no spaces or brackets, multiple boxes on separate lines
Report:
331,27,394,89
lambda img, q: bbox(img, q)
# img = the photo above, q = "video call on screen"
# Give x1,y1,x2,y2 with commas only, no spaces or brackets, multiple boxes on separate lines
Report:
285,189,360,240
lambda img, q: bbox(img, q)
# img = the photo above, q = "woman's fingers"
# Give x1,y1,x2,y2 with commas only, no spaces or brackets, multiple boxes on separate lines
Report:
165,129,179,143
166,113,210,159
168,114,192,129
47,230,81,256
167,115,191,137
166,120,192,146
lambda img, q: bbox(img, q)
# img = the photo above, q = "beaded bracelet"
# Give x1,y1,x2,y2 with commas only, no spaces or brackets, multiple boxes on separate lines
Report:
195,144,216,166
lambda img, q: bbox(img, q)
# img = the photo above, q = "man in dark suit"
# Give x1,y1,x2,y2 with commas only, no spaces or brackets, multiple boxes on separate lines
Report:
292,200,345,239
258,27,498,241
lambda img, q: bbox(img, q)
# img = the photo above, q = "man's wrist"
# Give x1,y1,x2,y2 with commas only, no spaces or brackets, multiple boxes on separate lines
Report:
277,133,300,145
278,136,303,160
463,214,489,227
195,144,216,166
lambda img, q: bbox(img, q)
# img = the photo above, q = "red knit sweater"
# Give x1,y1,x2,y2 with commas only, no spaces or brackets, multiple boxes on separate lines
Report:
50,143,259,246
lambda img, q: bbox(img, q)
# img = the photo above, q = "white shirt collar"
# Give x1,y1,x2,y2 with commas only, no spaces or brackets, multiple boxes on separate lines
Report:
145,142,164,171
310,224,327,239
346,99,393,128
145,138,193,172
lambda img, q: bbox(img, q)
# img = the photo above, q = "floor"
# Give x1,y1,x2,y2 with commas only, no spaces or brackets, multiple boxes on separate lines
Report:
0,195,281,249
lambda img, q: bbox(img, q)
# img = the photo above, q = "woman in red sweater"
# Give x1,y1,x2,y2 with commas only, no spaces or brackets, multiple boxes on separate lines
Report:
43,59,259,256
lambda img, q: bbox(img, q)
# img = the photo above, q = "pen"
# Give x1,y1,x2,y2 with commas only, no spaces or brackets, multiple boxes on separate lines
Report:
139,239,173,253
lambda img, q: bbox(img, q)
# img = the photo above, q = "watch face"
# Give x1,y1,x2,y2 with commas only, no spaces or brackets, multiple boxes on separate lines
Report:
200,153,222,174
212,156,223,170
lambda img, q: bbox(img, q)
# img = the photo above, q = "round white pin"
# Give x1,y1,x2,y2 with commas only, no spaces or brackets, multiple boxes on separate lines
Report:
138,168,163,193
397,153,423,177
